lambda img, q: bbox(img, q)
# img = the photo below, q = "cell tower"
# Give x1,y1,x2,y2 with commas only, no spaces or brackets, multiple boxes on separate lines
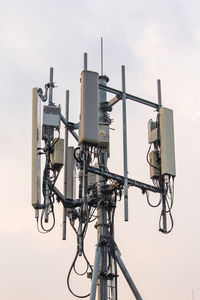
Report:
32,46,175,299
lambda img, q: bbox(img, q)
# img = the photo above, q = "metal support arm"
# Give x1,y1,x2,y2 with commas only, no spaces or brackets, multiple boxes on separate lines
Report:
49,182,81,209
88,166,161,194
61,115,79,141
113,243,143,300
99,84,159,109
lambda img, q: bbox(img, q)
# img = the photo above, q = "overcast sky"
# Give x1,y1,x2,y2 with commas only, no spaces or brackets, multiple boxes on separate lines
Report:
0,0,200,299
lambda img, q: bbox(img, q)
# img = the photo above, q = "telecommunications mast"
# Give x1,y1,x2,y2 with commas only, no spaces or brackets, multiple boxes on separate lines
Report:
32,42,176,300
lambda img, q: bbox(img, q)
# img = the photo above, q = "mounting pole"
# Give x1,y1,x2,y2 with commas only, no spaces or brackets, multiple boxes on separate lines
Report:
97,74,110,300
90,239,102,300
157,79,167,232
84,53,88,71
114,247,143,300
122,65,128,221
101,37,104,76
157,79,162,106
63,90,69,240
49,67,54,105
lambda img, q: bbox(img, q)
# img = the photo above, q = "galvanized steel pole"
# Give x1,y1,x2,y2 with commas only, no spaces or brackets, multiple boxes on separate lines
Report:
157,79,162,106
114,248,143,300
121,65,128,221
49,67,54,105
63,90,69,240
90,241,102,300
157,79,167,232
84,53,88,71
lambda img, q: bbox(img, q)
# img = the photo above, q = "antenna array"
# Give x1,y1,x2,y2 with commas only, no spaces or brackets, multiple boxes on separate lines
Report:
31,49,176,300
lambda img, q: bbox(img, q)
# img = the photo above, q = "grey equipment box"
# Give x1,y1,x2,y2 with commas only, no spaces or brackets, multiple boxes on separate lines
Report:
43,105,61,129
148,119,158,144
99,124,109,147
50,138,64,171
79,70,99,145
159,107,176,176
149,150,160,179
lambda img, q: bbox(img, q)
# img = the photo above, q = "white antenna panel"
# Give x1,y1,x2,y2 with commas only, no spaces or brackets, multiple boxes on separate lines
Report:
32,88,41,208
79,71,99,145
159,107,176,176
66,146,76,199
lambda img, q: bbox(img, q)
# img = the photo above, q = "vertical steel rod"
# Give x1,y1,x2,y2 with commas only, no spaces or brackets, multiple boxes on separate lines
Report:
90,242,102,300
101,37,103,76
63,90,69,240
49,67,54,105
157,79,167,232
121,65,128,221
84,53,88,71
157,79,162,106
114,248,143,300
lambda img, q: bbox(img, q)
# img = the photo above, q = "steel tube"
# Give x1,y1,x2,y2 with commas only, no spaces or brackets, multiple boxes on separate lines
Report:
63,90,69,240
61,115,79,141
84,53,88,71
157,80,167,231
49,67,53,105
121,65,128,221
90,243,101,300
101,37,103,75
88,166,161,193
114,248,143,300
99,84,159,109
157,79,162,106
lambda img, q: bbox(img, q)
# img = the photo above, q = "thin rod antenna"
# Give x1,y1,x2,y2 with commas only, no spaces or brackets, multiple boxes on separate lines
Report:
121,65,129,221
157,80,167,232
157,79,162,105
63,90,69,240
49,67,54,105
101,37,103,76
84,53,88,71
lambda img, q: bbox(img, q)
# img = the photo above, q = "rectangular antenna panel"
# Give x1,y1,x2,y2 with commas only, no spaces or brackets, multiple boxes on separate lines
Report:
159,107,176,176
79,71,99,145
32,88,41,208
66,146,76,199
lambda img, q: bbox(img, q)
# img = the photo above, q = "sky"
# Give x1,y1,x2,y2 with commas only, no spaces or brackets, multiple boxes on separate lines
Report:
0,0,200,299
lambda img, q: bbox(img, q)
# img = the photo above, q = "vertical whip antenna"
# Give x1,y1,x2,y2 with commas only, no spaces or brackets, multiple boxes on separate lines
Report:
157,79,162,106
101,37,104,76
49,67,54,105
84,53,88,71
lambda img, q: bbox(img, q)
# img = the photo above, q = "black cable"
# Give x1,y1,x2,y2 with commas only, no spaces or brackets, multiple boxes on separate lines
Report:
74,147,82,163
67,251,93,298
88,207,97,223
50,129,60,151
159,195,174,234
40,198,55,232
73,251,92,276
145,190,161,208
146,143,161,171
36,218,49,234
